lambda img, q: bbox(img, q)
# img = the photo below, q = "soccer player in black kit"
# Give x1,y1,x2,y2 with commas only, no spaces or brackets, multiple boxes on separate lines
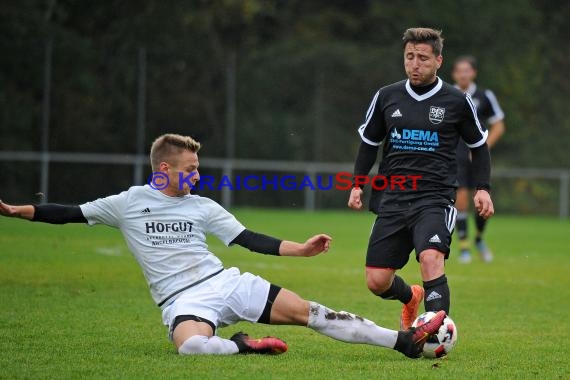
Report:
452,56,506,264
348,28,494,329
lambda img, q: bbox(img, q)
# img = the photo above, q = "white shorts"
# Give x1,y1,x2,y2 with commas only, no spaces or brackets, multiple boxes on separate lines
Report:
161,267,271,340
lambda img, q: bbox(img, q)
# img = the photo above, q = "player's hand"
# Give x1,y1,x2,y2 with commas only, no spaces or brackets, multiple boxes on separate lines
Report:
301,234,332,257
347,187,363,210
474,190,494,219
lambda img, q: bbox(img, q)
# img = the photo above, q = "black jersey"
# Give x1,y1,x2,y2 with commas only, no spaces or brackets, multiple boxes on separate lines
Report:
460,83,504,127
456,83,504,161
358,77,487,203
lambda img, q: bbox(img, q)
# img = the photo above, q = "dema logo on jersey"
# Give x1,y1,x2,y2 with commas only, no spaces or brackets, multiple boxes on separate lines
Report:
389,128,439,152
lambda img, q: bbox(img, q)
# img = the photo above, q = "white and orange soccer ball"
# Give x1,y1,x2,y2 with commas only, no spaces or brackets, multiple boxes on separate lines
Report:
412,311,458,358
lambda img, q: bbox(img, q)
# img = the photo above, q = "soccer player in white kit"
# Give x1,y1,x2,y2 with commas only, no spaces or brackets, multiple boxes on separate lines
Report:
0,133,445,357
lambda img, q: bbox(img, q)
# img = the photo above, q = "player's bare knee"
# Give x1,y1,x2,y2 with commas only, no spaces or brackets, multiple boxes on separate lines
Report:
366,275,391,295
419,249,443,265
271,288,310,325
419,249,445,279
365,268,394,295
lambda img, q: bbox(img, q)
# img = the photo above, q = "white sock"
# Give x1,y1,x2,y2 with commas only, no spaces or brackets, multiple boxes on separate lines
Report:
307,302,398,348
178,335,239,355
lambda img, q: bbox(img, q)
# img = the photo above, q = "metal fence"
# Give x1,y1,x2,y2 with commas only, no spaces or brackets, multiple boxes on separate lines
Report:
2,38,568,217
0,150,568,218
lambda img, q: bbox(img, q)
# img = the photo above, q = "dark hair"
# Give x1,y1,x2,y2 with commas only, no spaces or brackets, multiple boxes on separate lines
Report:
402,28,444,56
453,55,478,70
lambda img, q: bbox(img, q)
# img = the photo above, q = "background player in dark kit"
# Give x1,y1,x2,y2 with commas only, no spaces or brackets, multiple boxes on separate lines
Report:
348,28,494,328
452,56,506,264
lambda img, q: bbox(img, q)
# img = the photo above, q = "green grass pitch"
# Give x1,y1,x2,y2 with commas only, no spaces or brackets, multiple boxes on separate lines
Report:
1,210,569,379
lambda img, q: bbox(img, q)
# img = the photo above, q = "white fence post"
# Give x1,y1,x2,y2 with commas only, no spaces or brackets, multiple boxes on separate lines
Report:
560,172,569,219
39,36,53,204
134,46,147,186
304,166,316,211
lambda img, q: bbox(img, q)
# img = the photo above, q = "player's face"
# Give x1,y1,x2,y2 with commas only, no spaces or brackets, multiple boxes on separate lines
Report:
452,61,477,91
404,43,442,86
164,150,200,196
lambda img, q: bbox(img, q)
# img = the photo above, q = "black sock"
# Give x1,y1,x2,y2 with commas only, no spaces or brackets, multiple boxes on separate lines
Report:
456,212,468,240
475,212,487,241
423,275,450,314
379,275,413,304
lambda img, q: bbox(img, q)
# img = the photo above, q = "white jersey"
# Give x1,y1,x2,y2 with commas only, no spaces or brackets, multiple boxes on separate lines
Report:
80,185,245,306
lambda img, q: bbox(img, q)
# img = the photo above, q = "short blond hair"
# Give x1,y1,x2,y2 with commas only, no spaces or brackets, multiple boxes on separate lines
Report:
150,133,201,171
402,27,444,56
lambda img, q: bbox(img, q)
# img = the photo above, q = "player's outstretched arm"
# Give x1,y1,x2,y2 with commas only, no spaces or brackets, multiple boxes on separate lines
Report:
279,234,332,257
0,200,34,220
0,200,87,224
231,230,331,257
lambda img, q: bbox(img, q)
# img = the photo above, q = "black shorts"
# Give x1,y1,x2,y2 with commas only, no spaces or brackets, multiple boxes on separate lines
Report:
456,140,475,188
366,201,457,269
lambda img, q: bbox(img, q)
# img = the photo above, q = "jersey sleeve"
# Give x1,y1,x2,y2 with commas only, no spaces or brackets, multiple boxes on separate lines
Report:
357,90,387,146
79,191,128,228
458,93,489,148
483,89,505,124
205,200,246,246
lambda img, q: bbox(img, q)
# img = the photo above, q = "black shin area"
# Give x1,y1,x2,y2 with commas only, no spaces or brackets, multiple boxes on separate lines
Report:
475,212,487,238
423,275,450,314
172,315,216,335
379,275,413,304
456,214,468,240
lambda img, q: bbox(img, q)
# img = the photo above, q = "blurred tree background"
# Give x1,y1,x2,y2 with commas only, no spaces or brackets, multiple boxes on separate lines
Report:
0,0,568,210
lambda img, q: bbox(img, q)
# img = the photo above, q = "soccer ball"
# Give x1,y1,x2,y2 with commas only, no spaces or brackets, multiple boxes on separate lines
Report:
412,311,458,358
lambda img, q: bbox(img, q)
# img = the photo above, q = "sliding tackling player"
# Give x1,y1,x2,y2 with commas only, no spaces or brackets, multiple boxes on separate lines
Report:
0,133,445,358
